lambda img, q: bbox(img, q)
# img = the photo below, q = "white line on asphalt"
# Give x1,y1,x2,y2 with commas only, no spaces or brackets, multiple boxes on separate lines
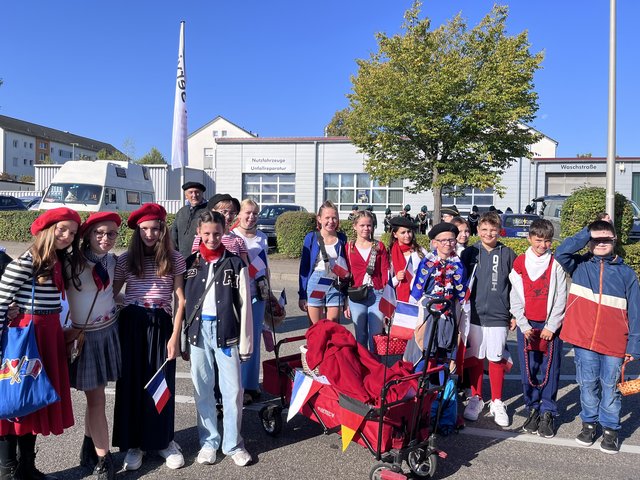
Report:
461,426,640,454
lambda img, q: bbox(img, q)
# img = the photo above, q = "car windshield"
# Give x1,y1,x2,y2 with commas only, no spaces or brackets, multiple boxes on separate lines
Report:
259,206,291,219
43,183,102,205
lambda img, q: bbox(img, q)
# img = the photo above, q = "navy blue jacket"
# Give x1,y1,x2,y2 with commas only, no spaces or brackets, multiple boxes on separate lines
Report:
298,231,348,301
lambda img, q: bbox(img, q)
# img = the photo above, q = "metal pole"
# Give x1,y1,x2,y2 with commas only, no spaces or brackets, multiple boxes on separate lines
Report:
605,0,616,219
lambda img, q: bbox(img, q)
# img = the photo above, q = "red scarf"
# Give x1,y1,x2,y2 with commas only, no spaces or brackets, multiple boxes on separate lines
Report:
391,242,415,302
199,242,225,263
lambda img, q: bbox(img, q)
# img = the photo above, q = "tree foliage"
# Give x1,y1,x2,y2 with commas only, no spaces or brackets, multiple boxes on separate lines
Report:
137,147,167,165
326,108,352,136
96,148,129,161
346,2,543,218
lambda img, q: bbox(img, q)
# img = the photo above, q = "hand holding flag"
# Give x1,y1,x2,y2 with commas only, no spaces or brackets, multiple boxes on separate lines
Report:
331,256,350,280
145,359,172,414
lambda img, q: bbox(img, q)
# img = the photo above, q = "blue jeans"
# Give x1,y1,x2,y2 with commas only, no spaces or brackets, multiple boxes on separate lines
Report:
349,289,384,351
516,320,563,415
306,270,344,307
190,319,245,455
574,346,624,430
241,297,265,390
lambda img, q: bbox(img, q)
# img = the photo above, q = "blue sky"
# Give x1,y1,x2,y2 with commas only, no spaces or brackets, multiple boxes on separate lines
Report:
1,1,638,160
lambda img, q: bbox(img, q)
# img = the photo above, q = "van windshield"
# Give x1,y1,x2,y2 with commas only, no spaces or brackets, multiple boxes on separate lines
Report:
43,184,102,205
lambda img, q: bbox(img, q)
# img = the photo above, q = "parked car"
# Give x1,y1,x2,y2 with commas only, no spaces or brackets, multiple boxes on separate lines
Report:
532,194,640,242
500,213,540,238
0,195,28,211
257,204,307,246
19,195,42,210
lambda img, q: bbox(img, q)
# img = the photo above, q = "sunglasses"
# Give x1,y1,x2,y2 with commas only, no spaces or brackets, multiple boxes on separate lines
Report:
589,237,615,245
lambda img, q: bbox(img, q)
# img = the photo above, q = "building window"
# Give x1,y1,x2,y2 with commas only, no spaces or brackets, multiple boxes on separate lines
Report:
323,173,404,213
51,147,54,153
29,143,33,149
203,148,214,169
243,173,296,206
13,158,18,167
24,142,27,148
442,187,494,215
23,159,27,165
59,149,72,159
39,142,46,149
12,140,18,148
221,130,228,137
212,130,219,137
29,160,33,166
545,173,606,195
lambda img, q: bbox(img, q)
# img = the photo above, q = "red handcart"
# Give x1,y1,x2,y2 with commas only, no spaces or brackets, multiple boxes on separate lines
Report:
259,298,453,479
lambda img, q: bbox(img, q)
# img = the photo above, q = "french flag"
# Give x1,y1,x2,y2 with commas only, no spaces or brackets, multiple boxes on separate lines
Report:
249,250,268,279
278,289,287,308
310,277,334,300
378,277,396,318
145,364,172,414
331,256,350,280
390,301,421,340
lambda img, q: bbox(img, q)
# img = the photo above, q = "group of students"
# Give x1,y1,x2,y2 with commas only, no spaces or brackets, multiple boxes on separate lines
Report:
0,185,271,479
298,200,640,455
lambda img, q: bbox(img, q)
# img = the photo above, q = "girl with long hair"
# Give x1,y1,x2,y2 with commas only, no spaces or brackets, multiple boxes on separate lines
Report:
0,208,81,480
66,212,122,480
344,210,390,351
388,216,427,303
112,204,186,472
298,201,348,323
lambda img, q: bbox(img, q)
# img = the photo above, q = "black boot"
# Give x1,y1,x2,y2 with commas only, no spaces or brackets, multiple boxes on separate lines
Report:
80,436,99,470
0,436,18,480
93,452,115,480
16,435,58,480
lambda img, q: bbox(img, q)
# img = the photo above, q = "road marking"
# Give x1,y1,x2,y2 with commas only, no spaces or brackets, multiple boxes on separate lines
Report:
461,426,640,454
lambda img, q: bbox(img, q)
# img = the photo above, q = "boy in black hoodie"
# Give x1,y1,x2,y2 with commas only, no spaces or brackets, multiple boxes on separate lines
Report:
460,212,516,427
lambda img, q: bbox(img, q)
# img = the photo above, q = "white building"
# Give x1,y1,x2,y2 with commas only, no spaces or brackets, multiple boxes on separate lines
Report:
187,116,256,170
0,114,120,180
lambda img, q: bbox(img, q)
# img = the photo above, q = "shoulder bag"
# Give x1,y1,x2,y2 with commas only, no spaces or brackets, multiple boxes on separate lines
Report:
0,277,60,419
63,289,100,363
347,241,378,302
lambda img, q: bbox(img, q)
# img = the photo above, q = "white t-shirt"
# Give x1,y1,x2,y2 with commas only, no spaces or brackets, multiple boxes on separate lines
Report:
233,229,269,296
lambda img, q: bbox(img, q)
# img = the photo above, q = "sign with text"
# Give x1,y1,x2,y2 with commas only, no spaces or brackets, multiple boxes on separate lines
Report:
544,162,606,173
243,157,295,173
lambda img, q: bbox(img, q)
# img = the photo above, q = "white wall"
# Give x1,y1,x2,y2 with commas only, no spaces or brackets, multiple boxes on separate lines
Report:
187,117,255,170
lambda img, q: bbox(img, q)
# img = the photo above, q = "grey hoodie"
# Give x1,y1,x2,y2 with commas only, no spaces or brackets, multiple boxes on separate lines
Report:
461,241,516,327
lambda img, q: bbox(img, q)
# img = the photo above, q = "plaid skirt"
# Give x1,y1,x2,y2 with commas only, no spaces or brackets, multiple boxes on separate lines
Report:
69,321,121,391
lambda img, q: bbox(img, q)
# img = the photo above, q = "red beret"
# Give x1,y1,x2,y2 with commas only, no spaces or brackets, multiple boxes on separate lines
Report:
80,212,122,236
127,203,167,229
31,208,82,236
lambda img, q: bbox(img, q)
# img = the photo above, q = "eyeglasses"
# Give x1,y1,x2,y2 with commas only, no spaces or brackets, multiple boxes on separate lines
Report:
94,230,119,240
433,238,457,244
217,209,237,217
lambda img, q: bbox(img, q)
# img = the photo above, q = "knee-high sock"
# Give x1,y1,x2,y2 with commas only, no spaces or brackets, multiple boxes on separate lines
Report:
466,357,484,398
488,360,506,401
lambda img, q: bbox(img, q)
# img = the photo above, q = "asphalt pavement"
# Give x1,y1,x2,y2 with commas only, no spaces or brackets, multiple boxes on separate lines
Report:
2,242,640,480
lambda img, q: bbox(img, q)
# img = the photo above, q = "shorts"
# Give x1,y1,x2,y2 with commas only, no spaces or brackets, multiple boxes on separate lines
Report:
306,269,344,308
465,324,508,362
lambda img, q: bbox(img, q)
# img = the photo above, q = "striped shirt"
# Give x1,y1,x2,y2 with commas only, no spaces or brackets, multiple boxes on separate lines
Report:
0,251,62,340
114,250,186,315
191,231,248,256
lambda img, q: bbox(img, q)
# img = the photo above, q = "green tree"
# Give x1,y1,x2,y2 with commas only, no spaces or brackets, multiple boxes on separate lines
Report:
137,147,167,165
96,148,129,161
326,107,352,136
346,2,543,220
19,175,34,183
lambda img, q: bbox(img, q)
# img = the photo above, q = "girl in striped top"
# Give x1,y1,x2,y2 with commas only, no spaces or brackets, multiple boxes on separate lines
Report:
111,204,186,472
0,207,82,480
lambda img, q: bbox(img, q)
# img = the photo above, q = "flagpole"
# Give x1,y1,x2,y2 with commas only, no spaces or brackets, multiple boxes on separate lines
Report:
144,358,172,390
171,21,188,200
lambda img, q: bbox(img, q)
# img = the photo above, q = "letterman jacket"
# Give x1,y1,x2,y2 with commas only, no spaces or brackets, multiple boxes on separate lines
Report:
183,249,253,361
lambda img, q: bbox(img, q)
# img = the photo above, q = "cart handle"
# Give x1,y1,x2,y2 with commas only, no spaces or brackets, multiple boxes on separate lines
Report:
274,334,307,356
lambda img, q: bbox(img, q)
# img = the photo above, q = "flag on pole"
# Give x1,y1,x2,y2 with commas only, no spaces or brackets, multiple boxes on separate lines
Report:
287,370,324,422
390,301,422,340
278,289,287,308
171,21,188,170
309,277,333,300
338,393,371,451
248,250,268,278
144,362,172,414
331,256,350,280
378,277,397,318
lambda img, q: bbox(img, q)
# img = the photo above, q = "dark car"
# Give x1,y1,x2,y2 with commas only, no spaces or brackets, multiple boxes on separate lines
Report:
500,213,540,238
19,195,42,210
257,204,307,246
0,195,28,211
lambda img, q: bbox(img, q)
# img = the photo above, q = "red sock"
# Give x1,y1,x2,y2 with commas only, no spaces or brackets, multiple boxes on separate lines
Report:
466,357,484,398
488,360,505,401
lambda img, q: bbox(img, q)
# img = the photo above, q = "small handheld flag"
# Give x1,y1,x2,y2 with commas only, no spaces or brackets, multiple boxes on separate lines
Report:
378,277,397,318
331,256,350,280
287,370,323,421
144,360,172,414
278,289,287,308
389,301,422,340
309,277,333,300
248,250,268,279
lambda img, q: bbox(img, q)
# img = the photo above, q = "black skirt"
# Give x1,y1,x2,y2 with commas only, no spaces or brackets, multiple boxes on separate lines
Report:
112,305,176,451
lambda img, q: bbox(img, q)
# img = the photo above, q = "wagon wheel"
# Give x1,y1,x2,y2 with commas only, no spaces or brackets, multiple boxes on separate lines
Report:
369,462,402,480
258,405,283,436
407,448,438,478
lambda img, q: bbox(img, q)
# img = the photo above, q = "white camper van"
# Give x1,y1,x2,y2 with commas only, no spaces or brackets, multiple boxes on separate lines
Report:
39,160,155,212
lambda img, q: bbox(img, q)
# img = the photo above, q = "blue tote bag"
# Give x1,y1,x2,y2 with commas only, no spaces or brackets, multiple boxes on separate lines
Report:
0,277,60,420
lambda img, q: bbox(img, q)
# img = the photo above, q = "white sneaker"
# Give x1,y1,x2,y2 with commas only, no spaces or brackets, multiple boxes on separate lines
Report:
489,399,510,427
197,446,217,465
123,448,144,471
231,448,252,467
158,440,185,469
463,395,484,421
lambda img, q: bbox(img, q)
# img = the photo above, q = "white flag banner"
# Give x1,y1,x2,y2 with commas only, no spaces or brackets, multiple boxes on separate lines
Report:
171,21,188,170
